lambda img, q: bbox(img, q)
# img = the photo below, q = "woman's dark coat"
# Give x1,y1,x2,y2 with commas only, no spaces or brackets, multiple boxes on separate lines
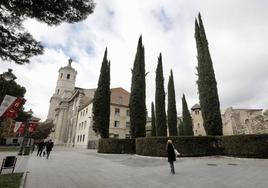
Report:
166,143,176,162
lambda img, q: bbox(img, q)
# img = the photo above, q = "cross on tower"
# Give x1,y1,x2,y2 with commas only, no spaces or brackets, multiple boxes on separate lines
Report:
68,58,73,66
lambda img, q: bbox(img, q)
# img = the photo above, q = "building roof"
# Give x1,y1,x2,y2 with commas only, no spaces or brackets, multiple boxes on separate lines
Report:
191,104,201,110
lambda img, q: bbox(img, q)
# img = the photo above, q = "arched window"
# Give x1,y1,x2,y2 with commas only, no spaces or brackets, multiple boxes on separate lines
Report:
67,74,70,79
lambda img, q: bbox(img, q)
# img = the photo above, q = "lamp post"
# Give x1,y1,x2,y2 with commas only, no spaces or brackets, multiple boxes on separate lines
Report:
18,109,33,155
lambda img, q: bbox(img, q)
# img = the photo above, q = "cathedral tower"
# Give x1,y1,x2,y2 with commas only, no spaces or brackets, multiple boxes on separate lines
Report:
47,59,77,120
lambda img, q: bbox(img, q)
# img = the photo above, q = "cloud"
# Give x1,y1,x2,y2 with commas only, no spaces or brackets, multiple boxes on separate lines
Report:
1,0,268,120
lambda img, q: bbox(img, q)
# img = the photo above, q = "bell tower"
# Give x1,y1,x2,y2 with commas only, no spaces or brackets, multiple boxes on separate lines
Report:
47,58,77,120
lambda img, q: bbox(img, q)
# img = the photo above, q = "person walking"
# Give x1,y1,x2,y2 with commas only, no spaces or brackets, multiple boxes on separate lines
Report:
166,139,176,174
45,139,54,159
37,141,45,157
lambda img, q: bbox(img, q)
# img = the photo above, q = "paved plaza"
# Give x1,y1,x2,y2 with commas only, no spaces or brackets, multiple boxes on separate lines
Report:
20,147,268,188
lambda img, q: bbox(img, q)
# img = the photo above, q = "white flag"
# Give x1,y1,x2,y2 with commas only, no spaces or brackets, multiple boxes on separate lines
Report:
0,95,16,117
14,122,22,133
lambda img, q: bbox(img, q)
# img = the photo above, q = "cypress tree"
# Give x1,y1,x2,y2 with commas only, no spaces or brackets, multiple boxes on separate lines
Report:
195,13,223,135
167,70,178,136
129,36,146,138
92,48,111,138
178,119,184,136
151,102,156,136
182,94,194,136
155,53,167,136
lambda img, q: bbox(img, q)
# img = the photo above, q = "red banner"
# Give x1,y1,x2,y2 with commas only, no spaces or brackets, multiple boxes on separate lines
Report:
28,120,39,133
17,123,26,136
1,97,25,119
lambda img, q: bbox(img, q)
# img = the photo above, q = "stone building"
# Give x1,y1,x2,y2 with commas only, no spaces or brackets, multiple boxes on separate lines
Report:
190,104,268,136
222,107,268,135
191,104,206,136
47,60,131,146
75,88,130,148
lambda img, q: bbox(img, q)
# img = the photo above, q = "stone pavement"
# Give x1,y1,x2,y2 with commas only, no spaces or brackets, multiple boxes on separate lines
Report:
24,147,268,188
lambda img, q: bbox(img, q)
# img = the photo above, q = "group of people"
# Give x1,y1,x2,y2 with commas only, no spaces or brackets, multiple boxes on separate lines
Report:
36,139,54,159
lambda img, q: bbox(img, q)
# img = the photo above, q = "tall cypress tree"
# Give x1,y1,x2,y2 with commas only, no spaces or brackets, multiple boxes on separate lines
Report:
182,94,194,136
195,13,223,135
151,102,156,136
129,35,146,138
178,119,184,136
92,48,111,138
167,70,178,136
155,53,167,136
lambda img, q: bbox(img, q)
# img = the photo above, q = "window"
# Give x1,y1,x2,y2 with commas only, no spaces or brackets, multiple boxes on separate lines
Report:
67,74,70,79
83,135,85,142
60,73,63,78
126,122,130,128
195,110,199,115
77,136,79,142
12,139,18,144
86,108,88,114
245,119,249,124
115,108,120,115
195,130,198,134
84,120,87,128
114,121,120,127
126,110,130,116
57,89,59,94
197,123,200,128
114,134,119,139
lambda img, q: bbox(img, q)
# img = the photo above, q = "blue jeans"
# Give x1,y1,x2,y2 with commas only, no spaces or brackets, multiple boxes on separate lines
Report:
169,161,175,174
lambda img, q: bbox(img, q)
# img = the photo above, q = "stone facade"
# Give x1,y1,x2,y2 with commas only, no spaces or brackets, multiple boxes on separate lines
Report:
47,61,131,147
222,107,268,135
190,104,268,136
191,104,207,136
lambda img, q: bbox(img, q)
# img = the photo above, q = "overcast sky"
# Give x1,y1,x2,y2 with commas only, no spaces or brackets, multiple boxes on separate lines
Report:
1,0,268,121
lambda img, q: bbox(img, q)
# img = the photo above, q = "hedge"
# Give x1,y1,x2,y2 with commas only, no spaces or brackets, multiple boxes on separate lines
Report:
136,136,221,157
221,134,268,158
98,138,135,154
97,134,268,158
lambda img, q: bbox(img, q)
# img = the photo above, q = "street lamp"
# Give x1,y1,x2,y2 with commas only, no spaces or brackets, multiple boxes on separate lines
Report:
0,69,17,82
18,109,33,155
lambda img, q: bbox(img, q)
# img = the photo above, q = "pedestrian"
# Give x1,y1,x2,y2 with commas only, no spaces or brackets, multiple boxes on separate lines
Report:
46,139,54,159
37,141,45,157
166,139,176,174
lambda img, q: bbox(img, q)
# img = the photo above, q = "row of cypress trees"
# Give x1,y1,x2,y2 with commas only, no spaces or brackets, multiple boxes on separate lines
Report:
92,13,223,138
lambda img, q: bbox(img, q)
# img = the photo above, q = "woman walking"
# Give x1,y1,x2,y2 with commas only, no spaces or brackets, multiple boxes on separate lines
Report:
166,139,176,174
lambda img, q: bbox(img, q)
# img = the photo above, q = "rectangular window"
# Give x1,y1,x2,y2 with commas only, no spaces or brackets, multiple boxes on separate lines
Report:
67,74,70,79
77,136,79,142
195,110,199,115
126,122,130,128
86,108,88,114
115,108,120,115
83,135,85,142
114,121,120,127
114,134,119,139
84,121,87,129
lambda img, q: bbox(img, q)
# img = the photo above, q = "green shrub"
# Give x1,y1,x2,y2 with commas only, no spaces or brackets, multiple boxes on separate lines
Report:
136,136,221,157
221,134,268,158
98,138,135,154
